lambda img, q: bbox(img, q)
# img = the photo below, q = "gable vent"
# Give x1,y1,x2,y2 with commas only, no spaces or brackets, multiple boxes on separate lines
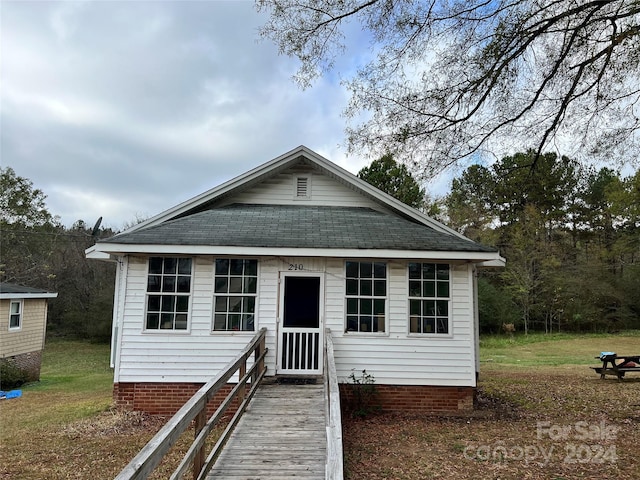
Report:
296,176,309,198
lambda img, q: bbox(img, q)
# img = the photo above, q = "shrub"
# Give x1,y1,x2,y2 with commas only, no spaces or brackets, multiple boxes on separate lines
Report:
0,360,29,389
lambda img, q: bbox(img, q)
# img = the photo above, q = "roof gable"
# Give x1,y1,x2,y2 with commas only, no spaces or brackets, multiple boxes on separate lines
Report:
119,146,462,238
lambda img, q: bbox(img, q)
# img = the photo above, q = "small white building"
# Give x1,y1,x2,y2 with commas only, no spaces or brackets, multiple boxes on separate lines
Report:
87,146,504,414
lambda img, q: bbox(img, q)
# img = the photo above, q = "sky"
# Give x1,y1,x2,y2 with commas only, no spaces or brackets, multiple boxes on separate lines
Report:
2,0,422,230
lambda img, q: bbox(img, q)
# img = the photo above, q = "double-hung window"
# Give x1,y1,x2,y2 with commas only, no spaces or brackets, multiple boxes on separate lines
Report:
9,300,22,330
408,263,450,334
145,257,192,331
345,261,387,333
213,259,257,331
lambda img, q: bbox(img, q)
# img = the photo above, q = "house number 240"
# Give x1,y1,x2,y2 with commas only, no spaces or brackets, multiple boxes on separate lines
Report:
288,264,304,271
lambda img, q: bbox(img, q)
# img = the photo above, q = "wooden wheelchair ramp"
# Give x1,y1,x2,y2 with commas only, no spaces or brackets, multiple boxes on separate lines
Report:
207,381,326,479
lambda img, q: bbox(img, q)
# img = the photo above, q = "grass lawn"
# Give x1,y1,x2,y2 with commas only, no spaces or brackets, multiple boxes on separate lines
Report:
2,333,639,479
344,331,640,480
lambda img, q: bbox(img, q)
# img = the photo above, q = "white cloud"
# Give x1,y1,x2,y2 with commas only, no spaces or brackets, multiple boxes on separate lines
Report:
1,1,367,228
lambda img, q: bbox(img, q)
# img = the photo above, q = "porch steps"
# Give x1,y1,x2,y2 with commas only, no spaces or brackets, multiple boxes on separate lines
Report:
206,381,326,479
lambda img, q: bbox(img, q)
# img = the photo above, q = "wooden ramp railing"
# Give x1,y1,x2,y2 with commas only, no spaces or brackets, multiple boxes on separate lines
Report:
114,327,345,480
114,328,267,480
324,328,344,480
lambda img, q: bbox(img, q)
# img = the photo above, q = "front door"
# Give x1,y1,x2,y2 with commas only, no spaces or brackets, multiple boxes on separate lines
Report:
277,273,323,375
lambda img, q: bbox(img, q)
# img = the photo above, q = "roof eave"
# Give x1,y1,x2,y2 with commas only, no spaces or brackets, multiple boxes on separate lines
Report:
88,242,505,264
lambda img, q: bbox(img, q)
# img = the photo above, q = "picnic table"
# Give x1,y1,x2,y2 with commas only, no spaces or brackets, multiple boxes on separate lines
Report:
592,353,640,380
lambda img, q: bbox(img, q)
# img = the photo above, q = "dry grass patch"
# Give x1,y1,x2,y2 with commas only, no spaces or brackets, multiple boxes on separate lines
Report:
344,334,640,480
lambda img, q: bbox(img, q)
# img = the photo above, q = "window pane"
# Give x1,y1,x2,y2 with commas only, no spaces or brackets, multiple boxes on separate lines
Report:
437,300,448,316
214,314,227,330
423,318,435,333
360,280,372,296
160,313,174,329
360,299,372,315
215,278,228,294
243,296,255,313
410,315,420,333
409,280,421,297
374,280,386,296
347,298,358,314
244,260,257,276
148,295,161,312
437,281,449,298
214,296,227,312
244,277,257,294
175,314,188,330
230,259,244,275
346,279,358,296
176,296,189,312
360,317,372,332
424,300,436,316
437,264,450,280
409,299,420,315
373,262,386,278
346,316,358,332
147,275,161,292
146,313,159,329
360,262,372,278
423,281,435,297
373,315,384,332
373,299,385,315
437,318,449,334
149,257,163,274
346,261,359,278
162,276,176,293
10,302,20,314
422,263,435,279
215,259,229,276
229,297,242,312
408,263,421,279
229,277,243,293
177,275,191,293
229,314,241,330
162,296,175,312
178,258,192,275
242,314,255,331
164,258,177,274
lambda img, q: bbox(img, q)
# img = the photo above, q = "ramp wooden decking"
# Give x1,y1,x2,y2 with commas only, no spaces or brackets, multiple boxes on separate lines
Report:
206,381,326,479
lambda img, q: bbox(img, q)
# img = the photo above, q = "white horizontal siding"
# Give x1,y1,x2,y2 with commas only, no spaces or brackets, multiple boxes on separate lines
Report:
115,256,476,387
226,166,389,211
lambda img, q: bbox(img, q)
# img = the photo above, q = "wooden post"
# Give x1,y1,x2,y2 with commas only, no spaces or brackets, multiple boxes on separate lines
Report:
239,360,247,403
193,409,206,480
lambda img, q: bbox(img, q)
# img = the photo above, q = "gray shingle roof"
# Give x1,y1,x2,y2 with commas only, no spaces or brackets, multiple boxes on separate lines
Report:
0,283,57,297
105,204,496,253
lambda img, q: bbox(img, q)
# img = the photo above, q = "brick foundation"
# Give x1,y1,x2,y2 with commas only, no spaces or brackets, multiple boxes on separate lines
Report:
340,384,475,413
1,350,43,382
114,381,474,416
113,382,237,416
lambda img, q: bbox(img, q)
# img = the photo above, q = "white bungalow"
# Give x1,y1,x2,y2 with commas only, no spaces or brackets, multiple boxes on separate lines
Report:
87,146,504,414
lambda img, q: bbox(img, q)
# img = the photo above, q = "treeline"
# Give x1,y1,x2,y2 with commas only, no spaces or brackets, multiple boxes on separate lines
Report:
438,151,640,333
1,167,116,341
2,155,639,342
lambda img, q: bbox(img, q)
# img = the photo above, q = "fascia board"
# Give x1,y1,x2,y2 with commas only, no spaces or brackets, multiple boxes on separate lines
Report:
89,242,505,264
1,293,58,299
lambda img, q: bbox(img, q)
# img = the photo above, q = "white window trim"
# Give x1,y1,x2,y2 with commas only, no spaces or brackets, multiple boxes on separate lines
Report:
293,174,312,200
9,299,23,331
211,258,259,334
344,260,389,335
142,256,194,334
407,262,453,338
